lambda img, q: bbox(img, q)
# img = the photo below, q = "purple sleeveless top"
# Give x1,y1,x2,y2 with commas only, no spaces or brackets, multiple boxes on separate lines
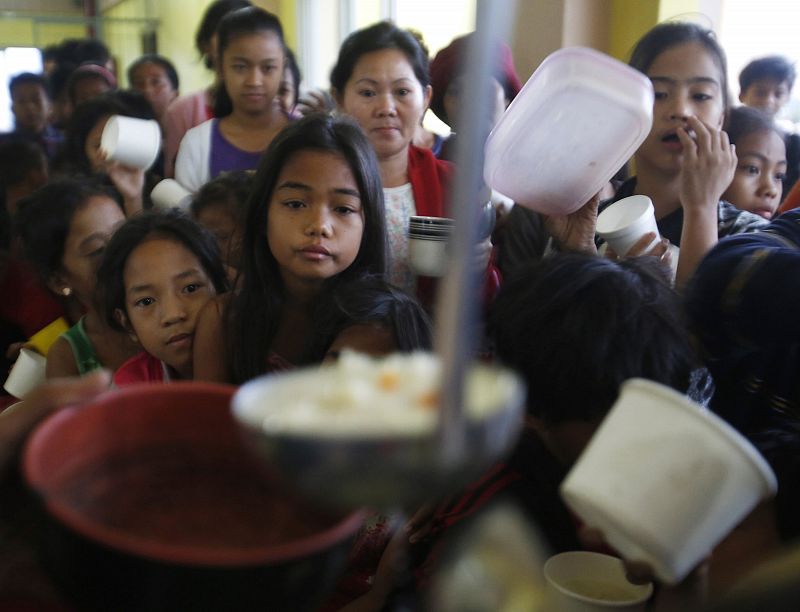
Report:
209,119,264,178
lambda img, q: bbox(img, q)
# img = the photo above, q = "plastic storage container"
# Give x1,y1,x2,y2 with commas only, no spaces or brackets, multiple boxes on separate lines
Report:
484,47,654,215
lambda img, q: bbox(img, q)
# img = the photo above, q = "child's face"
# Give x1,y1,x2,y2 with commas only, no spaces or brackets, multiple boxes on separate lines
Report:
220,32,284,117
444,75,506,131
722,129,786,219
56,196,125,307
740,78,791,117
130,62,177,119
73,75,113,107
120,238,216,379
323,323,396,363
195,203,241,269
339,48,432,162
277,66,296,114
267,150,365,293
636,42,726,177
11,82,50,134
85,115,112,172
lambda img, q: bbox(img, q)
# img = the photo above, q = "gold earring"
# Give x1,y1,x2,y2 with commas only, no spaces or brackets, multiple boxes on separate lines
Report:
61,287,72,297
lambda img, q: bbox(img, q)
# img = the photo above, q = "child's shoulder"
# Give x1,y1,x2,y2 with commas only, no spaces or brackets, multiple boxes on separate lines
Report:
113,352,165,386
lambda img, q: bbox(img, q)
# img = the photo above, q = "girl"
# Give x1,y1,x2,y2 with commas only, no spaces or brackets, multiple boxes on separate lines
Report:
127,54,180,123
162,0,251,177
15,179,139,377
330,21,494,296
97,209,228,385
192,113,387,384
722,106,786,220
53,92,157,216
175,6,290,193
610,22,767,285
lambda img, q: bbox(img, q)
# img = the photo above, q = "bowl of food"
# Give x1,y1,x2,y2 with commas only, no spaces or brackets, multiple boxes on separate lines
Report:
23,382,364,612
232,351,525,509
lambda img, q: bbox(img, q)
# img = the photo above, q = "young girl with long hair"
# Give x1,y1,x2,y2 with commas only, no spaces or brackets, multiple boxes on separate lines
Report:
174,5,290,192
192,113,387,384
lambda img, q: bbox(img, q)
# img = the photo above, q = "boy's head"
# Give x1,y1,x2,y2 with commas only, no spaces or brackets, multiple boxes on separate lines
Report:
9,72,51,134
739,56,796,117
723,106,786,220
490,255,697,464
0,140,48,216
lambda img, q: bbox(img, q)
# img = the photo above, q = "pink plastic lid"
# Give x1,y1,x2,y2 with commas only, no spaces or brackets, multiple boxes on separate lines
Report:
484,47,654,215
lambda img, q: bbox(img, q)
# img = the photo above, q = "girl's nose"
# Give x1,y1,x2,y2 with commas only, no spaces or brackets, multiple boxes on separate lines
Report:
161,294,187,325
246,66,262,86
305,209,333,237
760,174,780,198
668,93,691,121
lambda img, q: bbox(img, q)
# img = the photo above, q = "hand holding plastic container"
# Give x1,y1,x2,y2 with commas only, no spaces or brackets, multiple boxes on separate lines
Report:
484,47,653,215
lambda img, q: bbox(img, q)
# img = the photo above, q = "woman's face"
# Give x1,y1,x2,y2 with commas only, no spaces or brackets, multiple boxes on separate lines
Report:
220,31,285,117
85,114,111,172
635,42,726,177
339,48,431,162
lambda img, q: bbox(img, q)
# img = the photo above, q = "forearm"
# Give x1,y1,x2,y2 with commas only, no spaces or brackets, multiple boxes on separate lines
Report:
675,205,718,289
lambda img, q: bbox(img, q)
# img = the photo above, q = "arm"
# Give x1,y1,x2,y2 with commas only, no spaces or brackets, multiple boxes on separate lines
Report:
675,116,737,288
45,336,79,379
192,296,230,383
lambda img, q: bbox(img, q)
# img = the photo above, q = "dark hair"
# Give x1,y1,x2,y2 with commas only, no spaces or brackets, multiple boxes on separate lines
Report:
739,55,796,93
330,20,430,94
724,105,781,145
0,140,47,189
9,72,49,98
490,254,697,424
227,113,388,383
54,91,148,175
97,209,228,331
14,178,122,284
629,21,730,110
212,6,286,118
306,275,432,360
127,54,180,91
191,170,253,218
195,0,252,68
66,62,117,106
283,47,302,107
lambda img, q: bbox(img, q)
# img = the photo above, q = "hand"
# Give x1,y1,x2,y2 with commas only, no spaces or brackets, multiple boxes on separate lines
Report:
606,234,673,272
678,116,737,217
542,194,600,254
296,89,335,115
473,238,493,271
106,161,145,215
405,500,442,544
0,370,111,473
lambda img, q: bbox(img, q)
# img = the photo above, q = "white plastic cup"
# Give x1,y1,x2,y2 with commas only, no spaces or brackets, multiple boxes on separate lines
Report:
100,115,161,170
4,348,47,399
596,195,660,256
150,179,193,210
543,551,653,611
560,379,777,584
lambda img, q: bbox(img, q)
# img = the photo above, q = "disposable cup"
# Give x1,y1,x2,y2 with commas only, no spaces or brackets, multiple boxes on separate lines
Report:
408,236,448,277
150,179,193,210
543,551,653,611
4,347,47,399
560,379,777,584
596,195,660,256
100,115,161,170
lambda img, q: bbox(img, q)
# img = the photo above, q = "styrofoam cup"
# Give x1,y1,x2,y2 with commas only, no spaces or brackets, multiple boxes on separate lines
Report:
150,179,193,210
100,115,161,170
596,195,660,256
408,236,448,277
4,348,47,399
543,551,653,611
561,379,777,584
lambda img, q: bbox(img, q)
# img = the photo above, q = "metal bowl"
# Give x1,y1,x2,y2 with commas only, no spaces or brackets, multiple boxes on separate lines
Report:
231,360,525,510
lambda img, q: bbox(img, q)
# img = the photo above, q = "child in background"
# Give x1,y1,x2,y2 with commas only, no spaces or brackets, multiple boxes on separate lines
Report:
192,113,387,384
97,209,228,385
1,72,62,160
308,275,432,362
127,54,179,124
722,106,786,220
15,179,138,378
175,6,290,192
278,48,302,118
67,62,117,109
605,21,766,286
738,56,800,200
0,140,48,218
190,170,252,274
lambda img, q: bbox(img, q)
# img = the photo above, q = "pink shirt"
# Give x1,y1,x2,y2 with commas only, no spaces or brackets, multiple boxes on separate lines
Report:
162,88,214,178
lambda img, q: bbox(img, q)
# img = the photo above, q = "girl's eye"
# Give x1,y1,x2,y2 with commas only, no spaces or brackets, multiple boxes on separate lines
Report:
692,93,712,102
134,297,154,307
334,205,358,215
284,199,305,209
396,88,410,96
739,165,759,175
776,172,787,181
184,283,202,294
88,247,105,259
653,91,668,101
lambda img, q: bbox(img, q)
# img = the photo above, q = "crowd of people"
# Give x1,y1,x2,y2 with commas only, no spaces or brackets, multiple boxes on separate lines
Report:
2,0,800,608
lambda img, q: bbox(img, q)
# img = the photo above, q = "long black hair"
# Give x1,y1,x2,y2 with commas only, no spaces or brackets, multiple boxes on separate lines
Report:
227,113,388,383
